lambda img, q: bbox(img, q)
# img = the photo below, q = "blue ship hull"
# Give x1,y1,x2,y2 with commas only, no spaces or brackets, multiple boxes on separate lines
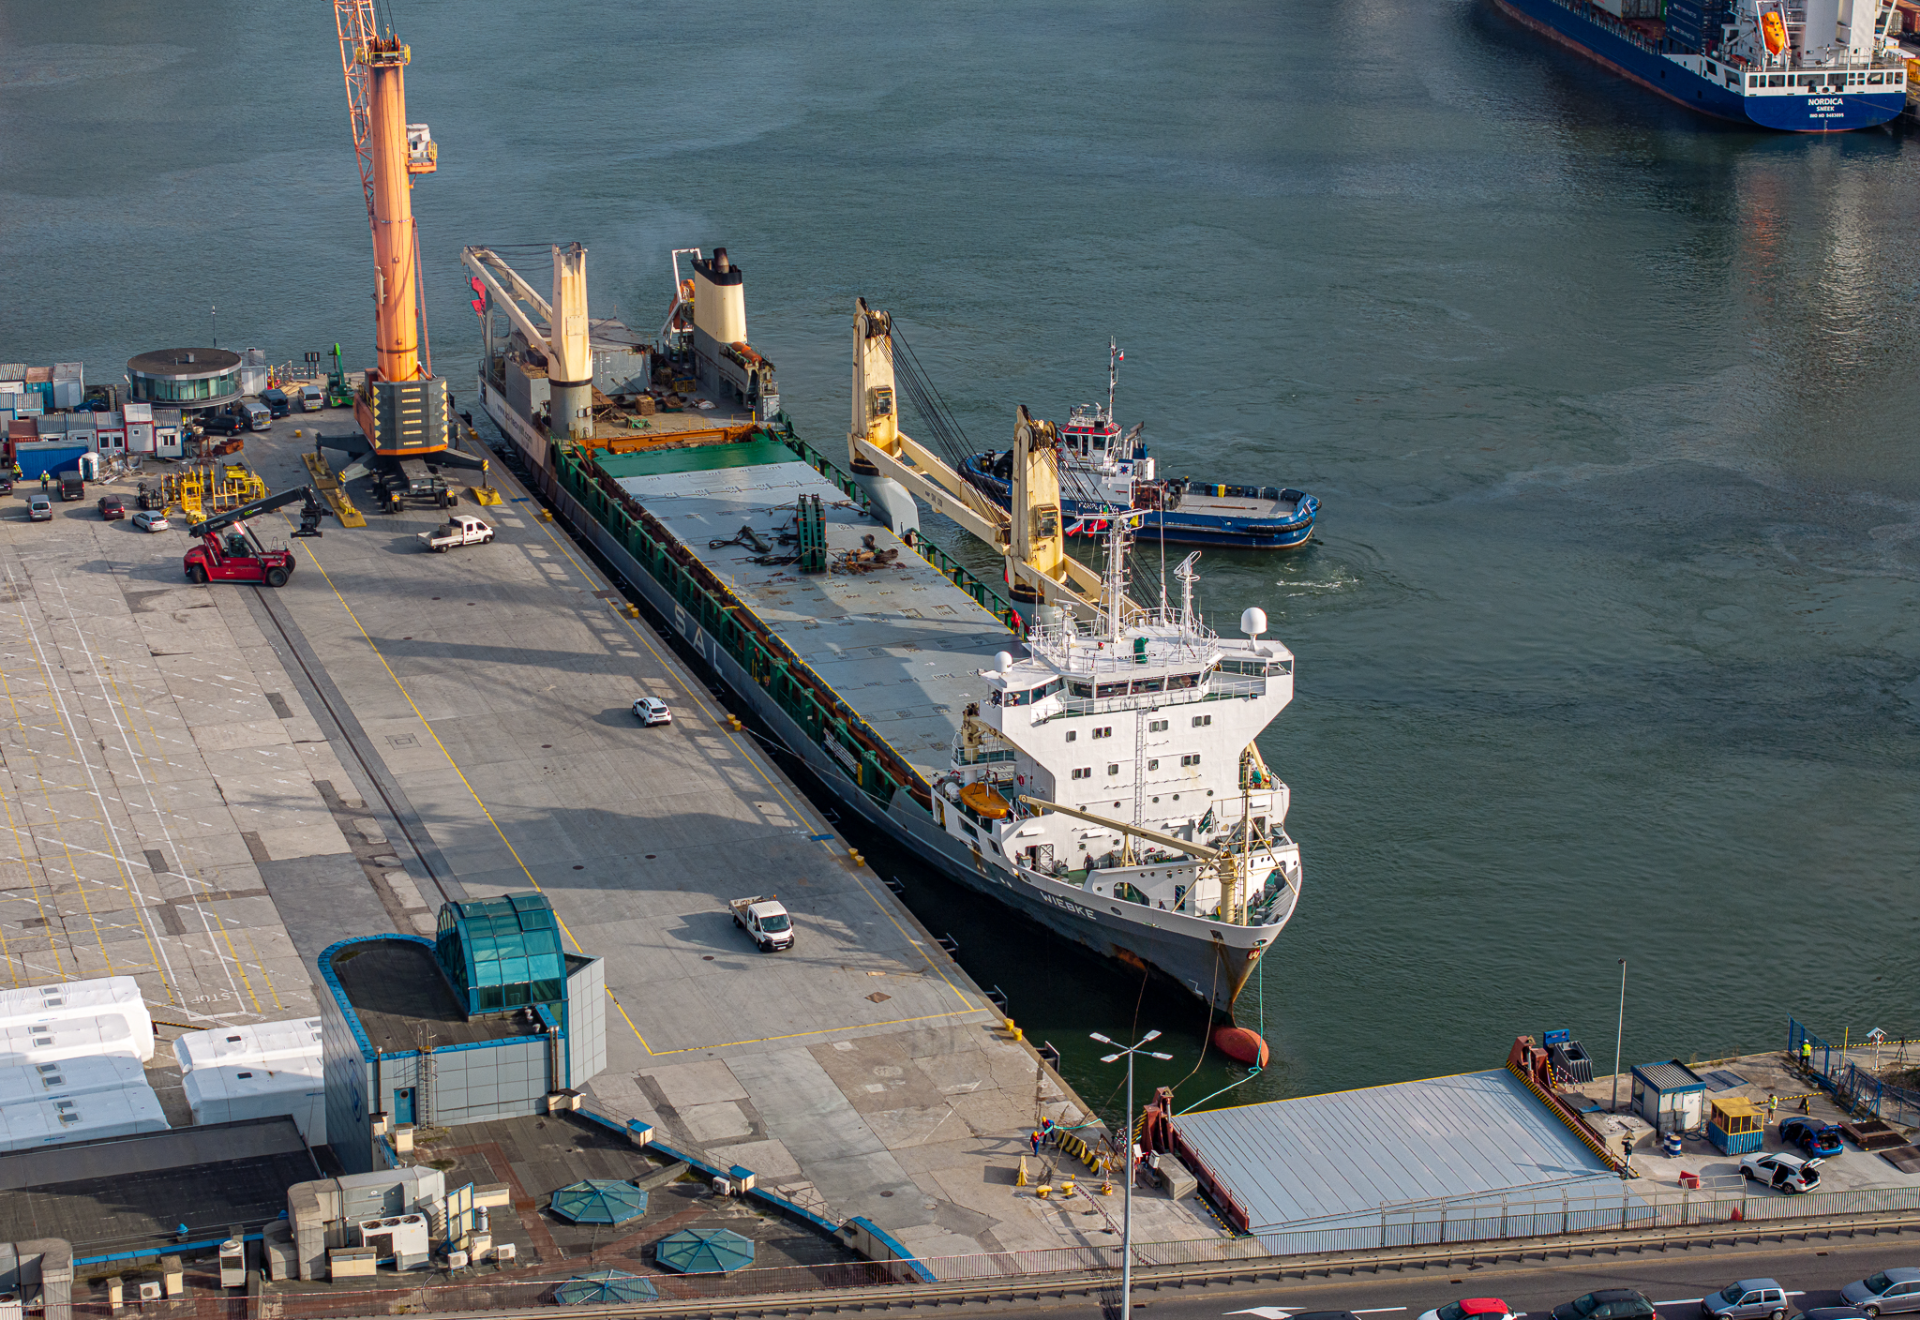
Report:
960,455,1317,550
1493,0,1904,130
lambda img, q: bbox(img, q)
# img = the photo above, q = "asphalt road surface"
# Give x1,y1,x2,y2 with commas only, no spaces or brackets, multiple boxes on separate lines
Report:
948,1233,1920,1320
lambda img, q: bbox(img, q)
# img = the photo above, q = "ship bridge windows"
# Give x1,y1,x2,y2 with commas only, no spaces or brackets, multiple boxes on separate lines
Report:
999,678,1062,707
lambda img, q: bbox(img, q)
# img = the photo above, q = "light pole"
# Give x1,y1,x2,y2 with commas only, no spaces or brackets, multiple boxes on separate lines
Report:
1091,1029,1173,1320
1610,957,1627,1113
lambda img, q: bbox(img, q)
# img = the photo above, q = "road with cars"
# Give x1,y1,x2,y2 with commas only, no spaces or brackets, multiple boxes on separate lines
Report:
940,1234,1920,1320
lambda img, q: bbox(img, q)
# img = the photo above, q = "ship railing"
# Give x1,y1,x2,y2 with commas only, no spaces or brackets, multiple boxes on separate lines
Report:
1032,675,1268,723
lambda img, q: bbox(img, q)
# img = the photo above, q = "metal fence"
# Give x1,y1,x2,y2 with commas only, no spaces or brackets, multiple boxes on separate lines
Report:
1788,1018,1920,1128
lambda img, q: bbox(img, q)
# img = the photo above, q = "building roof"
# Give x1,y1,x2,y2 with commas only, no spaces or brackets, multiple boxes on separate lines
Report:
0,1118,319,1263
328,937,543,1054
126,348,241,379
1632,1060,1707,1093
1170,1068,1620,1232
433,893,567,1016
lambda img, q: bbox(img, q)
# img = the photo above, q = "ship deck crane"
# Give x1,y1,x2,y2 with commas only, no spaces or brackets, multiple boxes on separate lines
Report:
847,299,1119,624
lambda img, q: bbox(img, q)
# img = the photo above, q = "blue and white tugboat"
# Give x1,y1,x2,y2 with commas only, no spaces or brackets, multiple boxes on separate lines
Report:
1494,0,1907,129
961,344,1318,551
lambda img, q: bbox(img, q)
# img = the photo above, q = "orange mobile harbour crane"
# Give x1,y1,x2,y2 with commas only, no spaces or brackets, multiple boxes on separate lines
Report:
318,0,484,510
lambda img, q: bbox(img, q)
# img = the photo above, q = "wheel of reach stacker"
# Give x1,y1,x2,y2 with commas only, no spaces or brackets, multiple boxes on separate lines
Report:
265,566,289,588
187,565,208,585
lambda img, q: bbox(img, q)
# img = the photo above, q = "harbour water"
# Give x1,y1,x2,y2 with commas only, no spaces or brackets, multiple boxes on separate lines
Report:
5,0,1919,1119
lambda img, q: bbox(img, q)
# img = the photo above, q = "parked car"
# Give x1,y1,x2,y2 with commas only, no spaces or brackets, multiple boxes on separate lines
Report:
199,413,245,436
1843,1269,1920,1317
260,387,291,418
1741,1150,1823,1193
0,474,12,494
631,696,672,726
98,494,126,520
1552,1292,1657,1320
300,384,325,411
1703,1280,1790,1320
131,510,170,532
1780,1116,1844,1157
1802,1308,1873,1320
28,493,53,521
1422,1300,1516,1320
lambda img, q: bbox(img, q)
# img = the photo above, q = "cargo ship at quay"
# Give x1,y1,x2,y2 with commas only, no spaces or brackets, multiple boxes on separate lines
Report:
464,244,1305,1014
1494,0,1907,129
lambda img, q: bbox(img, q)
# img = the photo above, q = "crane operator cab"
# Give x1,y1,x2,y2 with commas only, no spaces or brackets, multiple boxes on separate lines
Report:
183,486,327,588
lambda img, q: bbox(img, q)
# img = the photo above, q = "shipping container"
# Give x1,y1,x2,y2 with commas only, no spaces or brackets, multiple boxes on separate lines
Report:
184,1060,326,1143
126,422,156,452
173,1017,322,1072
0,1086,169,1151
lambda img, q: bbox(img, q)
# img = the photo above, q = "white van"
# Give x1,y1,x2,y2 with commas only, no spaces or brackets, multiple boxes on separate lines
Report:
239,399,272,431
299,384,324,412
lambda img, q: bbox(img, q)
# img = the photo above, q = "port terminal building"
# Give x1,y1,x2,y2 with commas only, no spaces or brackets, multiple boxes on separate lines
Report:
319,893,607,1174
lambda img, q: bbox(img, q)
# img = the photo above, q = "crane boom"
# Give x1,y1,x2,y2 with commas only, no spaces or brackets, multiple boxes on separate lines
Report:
189,486,326,540
332,0,449,462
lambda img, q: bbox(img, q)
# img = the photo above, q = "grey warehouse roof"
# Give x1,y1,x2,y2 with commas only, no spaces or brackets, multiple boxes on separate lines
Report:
1172,1068,1620,1232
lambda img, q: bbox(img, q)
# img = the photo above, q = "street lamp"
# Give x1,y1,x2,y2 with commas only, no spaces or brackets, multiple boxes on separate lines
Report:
1091,1029,1173,1320
1610,957,1627,1113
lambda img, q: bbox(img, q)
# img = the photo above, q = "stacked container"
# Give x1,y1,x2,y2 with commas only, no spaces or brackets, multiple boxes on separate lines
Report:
175,1018,326,1144
0,1053,148,1105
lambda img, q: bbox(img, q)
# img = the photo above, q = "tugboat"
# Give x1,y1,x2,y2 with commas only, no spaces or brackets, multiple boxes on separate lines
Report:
961,343,1318,550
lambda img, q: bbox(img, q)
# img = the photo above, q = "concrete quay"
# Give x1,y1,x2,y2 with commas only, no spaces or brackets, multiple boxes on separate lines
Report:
0,418,1221,1269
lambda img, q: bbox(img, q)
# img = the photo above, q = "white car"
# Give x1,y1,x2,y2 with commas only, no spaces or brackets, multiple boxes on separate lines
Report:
631,697,671,726
1741,1150,1823,1193
131,510,170,532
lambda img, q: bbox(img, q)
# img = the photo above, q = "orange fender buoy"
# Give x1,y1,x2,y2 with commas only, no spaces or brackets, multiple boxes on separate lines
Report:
1213,1025,1270,1068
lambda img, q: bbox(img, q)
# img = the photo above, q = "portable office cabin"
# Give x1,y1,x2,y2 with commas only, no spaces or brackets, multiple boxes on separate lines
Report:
123,401,155,452
1631,1060,1708,1135
0,1087,168,1151
0,977,154,1061
174,1018,322,1073
0,1054,148,1105
1707,1096,1764,1154
185,1060,326,1144
0,1013,154,1065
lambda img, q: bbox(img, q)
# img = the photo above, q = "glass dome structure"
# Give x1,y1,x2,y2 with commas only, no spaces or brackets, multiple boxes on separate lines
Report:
433,892,566,1015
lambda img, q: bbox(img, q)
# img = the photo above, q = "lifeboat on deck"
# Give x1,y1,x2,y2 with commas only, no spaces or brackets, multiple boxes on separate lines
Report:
959,782,1010,819
1762,11,1787,55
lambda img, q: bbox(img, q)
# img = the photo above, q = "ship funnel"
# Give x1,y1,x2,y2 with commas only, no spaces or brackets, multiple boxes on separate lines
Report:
1240,606,1268,638
714,247,731,274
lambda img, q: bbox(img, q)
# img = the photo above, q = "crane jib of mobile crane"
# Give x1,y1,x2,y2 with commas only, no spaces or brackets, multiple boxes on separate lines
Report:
182,486,326,589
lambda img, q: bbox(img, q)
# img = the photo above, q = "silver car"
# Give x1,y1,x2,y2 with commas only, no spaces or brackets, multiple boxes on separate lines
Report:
1843,1269,1920,1318
1702,1281,1789,1320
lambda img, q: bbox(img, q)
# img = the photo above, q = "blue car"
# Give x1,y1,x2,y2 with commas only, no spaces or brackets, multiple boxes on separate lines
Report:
1781,1115,1844,1157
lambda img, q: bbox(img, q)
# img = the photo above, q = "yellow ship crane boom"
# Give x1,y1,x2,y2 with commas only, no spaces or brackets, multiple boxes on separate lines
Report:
847,299,1109,621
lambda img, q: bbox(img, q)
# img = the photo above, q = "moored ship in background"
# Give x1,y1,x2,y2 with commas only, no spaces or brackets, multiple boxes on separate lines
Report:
1494,0,1907,129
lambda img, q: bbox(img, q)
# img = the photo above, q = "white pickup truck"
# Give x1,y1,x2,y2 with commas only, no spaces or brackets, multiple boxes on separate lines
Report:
729,896,795,952
419,514,495,552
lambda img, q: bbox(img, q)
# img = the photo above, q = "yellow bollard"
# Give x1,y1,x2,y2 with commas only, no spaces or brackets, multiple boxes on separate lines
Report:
1060,1179,1075,1198
1035,1184,1051,1199
849,850,864,868
1015,1157,1028,1188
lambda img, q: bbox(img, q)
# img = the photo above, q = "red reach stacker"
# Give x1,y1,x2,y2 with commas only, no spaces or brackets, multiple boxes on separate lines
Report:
183,486,326,586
